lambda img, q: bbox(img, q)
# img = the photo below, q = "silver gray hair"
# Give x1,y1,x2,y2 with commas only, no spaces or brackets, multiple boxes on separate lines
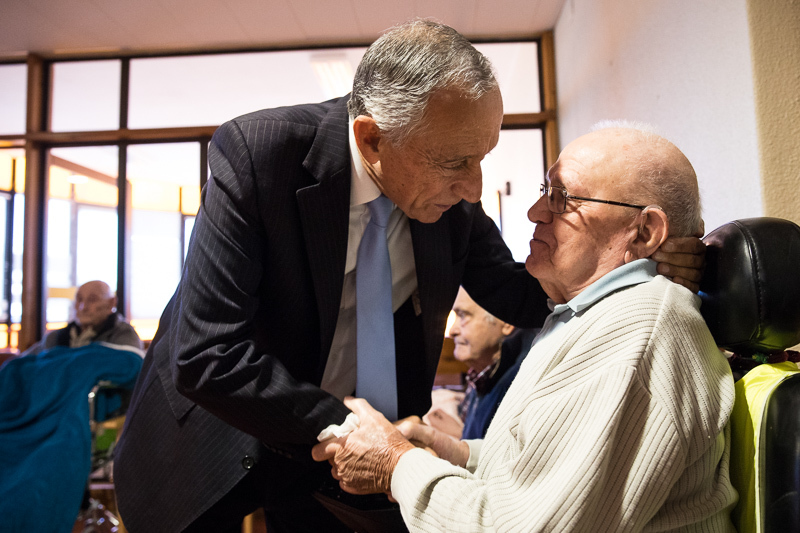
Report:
591,120,703,237
347,19,499,146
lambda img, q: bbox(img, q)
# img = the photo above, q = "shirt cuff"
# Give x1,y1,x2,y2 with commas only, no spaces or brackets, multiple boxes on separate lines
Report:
464,439,483,473
316,412,360,441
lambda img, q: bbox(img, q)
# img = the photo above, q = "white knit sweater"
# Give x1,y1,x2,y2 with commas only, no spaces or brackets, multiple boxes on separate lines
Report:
392,276,738,532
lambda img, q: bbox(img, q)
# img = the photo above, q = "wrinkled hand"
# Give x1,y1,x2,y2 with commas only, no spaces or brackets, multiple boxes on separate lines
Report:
311,397,415,495
396,418,470,468
422,407,464,439
651,235,706,293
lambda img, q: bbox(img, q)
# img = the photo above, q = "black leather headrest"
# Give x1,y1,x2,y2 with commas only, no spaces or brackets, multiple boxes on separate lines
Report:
699,217,800,355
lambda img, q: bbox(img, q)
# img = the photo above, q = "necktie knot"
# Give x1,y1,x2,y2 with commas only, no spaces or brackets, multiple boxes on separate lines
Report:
367,195,393,228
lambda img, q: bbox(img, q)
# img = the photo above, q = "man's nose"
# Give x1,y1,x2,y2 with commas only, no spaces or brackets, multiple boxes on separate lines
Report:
452,169,482,204
528,194,552,224
449,321,460,337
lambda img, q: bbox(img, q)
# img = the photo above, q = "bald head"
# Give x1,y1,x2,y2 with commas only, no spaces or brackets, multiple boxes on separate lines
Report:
581,123,702,237
526,122,702,303
74,280,116,329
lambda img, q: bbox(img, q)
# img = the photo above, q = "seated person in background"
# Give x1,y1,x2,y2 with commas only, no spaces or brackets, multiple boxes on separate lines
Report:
22,280,142,355
1,280,145,532
425,287,537,439
314,122,737,532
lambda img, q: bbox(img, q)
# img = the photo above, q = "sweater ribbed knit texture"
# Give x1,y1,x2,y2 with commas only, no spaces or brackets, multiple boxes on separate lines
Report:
392,276,737,532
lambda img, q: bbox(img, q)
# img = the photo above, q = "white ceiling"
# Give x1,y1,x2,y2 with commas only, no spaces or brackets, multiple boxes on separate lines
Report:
0,0,567,57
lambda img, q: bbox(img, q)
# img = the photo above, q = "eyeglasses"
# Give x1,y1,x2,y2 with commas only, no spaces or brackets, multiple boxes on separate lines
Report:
539,182,648,214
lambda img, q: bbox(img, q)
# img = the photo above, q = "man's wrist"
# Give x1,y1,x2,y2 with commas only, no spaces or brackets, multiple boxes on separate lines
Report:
384,440,417,491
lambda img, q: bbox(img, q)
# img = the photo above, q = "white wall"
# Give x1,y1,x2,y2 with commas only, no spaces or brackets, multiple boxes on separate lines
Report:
554,0,762,234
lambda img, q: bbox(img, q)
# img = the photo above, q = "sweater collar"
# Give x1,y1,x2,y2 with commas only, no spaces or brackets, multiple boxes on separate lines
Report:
548,258,658,317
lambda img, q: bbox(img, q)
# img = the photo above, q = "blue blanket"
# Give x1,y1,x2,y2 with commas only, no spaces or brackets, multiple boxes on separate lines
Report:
0,344,143,533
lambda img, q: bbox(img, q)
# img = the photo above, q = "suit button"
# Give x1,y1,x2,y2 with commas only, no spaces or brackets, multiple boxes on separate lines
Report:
242,455,255,470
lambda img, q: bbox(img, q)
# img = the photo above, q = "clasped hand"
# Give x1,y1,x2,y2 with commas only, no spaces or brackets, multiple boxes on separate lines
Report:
311,397,415,495
311,397,470,495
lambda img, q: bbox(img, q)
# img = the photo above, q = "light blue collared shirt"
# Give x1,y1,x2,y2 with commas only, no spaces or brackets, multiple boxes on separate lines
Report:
533,258,659,346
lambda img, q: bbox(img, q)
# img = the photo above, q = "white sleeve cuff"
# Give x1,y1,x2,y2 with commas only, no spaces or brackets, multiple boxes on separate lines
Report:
464,439,483,473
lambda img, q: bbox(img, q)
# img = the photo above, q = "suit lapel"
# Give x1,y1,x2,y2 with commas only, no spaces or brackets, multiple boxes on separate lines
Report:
296,97,351,375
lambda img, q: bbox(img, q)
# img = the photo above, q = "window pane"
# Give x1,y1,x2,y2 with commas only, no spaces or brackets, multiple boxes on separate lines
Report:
0,64,27,135
47,199,72,287
51,60,121,132
47,298,72,326
127,142,201,339
11,193,24,324
130,210,181,320
183,216,195,259
0,149,25,334
76,206,118,287
129,48,366,128
0,195,8,320
181,185,201,215
128,43,538,127
0,148,24,192
128,142,199,210
475,42,541,114
481,128,545,262
46,146,119,326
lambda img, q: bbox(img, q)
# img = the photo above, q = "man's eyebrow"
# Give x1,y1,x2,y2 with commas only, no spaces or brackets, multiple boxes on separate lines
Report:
429,153,469,164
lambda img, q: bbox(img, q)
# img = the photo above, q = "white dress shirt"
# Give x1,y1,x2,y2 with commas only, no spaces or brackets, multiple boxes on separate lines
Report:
319,120,418,400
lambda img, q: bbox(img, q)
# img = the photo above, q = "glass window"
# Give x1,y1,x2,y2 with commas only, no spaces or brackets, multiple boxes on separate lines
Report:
127,43,539,129
481,128,545,262
51,60,121,132
0,196,7,318
27,40,548,345
46,198,73,288
45,198,73,324
127,142,201,339
128,48,366,128
46,146,119,328
130,210,182,318
76,206,118,286
475,42,541,114
11,193,24,325
183,216,195,259
0,150,19,191
0,150,26,348
0,64,27,135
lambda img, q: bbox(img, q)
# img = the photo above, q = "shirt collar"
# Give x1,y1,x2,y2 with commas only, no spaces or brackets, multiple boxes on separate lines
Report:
465,359,501,395
548,258,658,316
348,118,382,208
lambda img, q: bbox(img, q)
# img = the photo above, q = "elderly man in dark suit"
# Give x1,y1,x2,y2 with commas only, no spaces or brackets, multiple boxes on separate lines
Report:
113,20,704,533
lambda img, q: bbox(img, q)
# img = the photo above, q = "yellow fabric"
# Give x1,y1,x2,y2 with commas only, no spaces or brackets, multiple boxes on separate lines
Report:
729,361,800,533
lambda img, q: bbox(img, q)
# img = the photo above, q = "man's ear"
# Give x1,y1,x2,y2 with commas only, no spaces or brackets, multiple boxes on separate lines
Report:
624,207,669,263
352,116,382,164
501,323,515,336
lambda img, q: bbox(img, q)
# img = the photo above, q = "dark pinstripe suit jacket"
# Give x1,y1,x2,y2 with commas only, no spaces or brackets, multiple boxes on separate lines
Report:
113,96,548,531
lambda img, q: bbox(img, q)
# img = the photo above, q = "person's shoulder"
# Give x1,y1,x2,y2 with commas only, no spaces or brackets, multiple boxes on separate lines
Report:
229,96,348,130
108,315,144,346
646,275,703,320
618,275,700,311
115,319,137,332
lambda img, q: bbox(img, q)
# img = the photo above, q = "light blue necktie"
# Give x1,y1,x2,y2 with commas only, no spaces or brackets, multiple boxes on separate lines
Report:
355,194,398,421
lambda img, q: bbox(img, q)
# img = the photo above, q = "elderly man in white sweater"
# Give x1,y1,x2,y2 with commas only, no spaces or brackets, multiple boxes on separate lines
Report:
313,123,738,532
